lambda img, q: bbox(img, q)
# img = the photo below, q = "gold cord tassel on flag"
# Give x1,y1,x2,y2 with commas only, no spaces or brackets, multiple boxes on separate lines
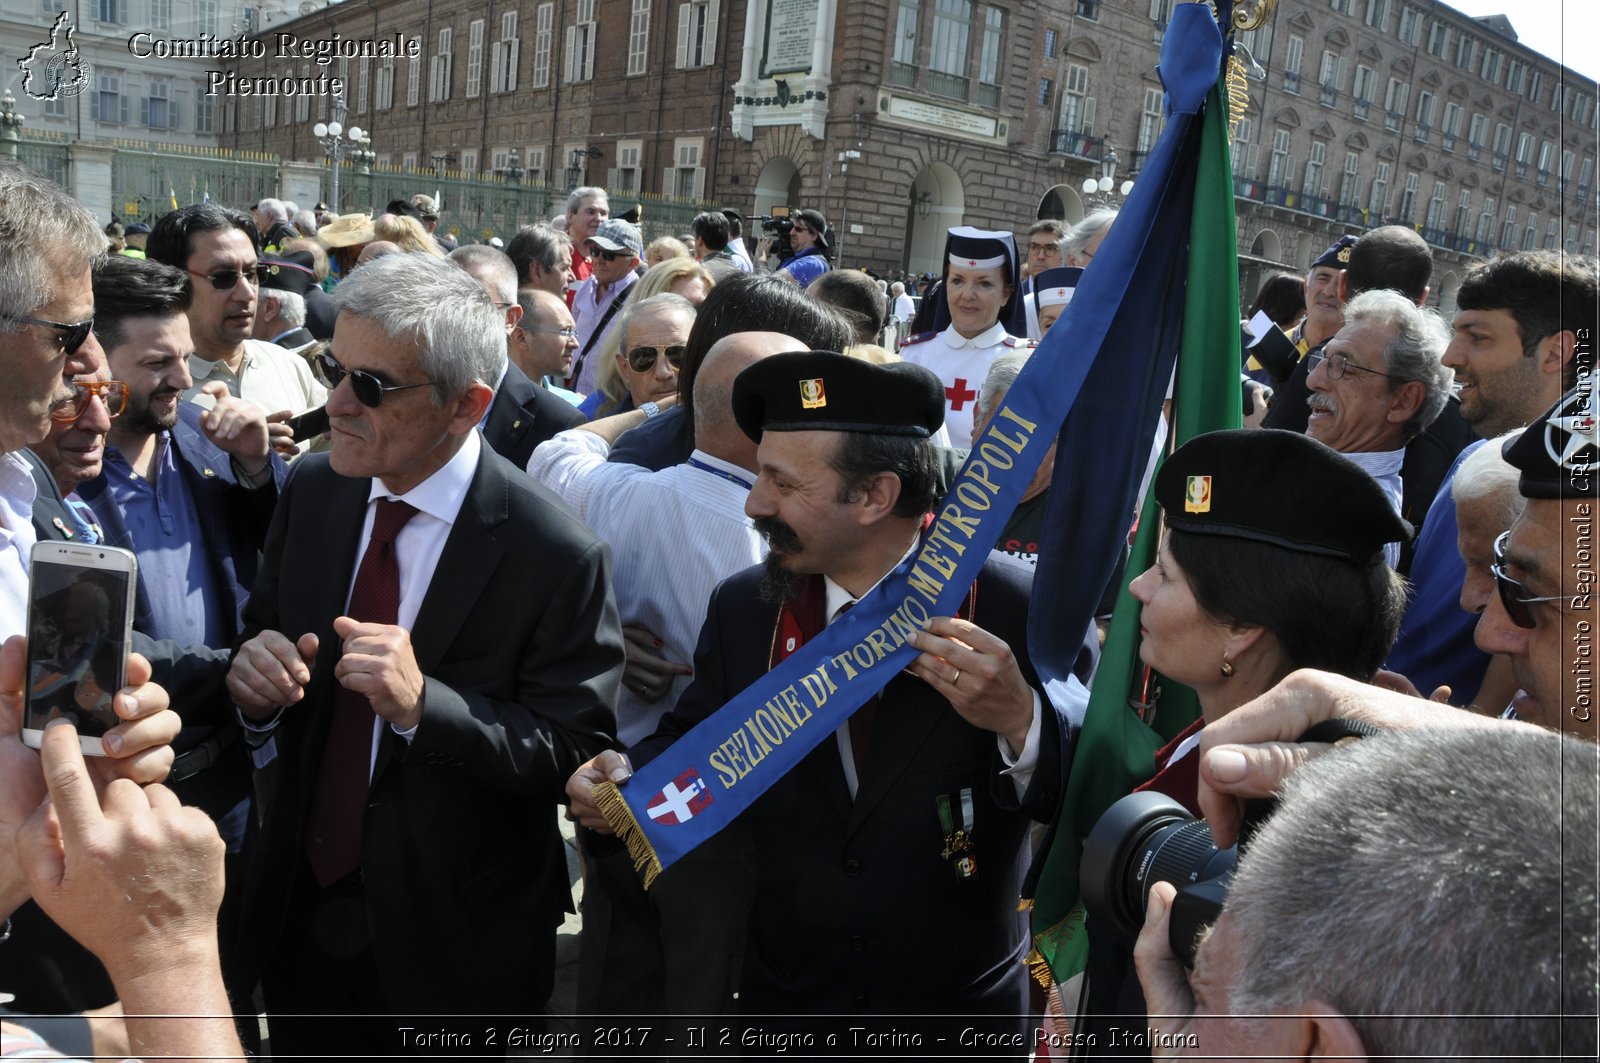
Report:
593,780,664,888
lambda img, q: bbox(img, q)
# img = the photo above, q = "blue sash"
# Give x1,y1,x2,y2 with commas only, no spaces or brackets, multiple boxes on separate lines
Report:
597,3,1225,885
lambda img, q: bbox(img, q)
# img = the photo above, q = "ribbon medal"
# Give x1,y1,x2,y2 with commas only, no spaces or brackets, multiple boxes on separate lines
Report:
936,788,977,880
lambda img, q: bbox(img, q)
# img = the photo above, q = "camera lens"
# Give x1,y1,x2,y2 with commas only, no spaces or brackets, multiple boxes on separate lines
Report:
1080,791,1235,941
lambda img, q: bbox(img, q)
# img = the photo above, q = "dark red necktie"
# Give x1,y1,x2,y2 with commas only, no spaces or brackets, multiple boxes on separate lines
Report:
306,498,418,888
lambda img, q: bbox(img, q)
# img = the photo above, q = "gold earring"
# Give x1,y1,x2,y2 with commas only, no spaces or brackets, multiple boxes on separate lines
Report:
1220,655,1235,678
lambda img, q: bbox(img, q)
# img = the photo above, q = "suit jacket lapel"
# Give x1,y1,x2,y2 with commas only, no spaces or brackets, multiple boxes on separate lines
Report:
485,363,535,459
409,450,508,675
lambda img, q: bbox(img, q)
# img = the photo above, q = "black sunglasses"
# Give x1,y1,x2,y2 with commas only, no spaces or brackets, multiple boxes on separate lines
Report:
185,264,267,291
626,344,687,373
589,247,633,262
313,351,434,408
5,314,95,355
1491,530,1582,629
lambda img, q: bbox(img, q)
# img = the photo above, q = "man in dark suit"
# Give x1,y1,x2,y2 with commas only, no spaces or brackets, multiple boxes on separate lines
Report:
570,353,1091,1046
227,253,623,1056
448,244,584,467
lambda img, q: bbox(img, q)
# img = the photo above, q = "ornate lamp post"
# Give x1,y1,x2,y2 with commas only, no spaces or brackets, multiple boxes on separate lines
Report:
312,94,370,212
0,91,24,162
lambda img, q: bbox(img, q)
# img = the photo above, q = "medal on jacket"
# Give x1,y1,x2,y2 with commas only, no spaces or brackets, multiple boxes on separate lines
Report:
937,788,976,879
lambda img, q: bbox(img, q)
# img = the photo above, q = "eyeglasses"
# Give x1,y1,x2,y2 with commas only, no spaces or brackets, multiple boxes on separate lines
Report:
625,344,688,373
4,314,96,355
51,379,128,422
1306,349,1402,382
185,264,266,291
588,247,633,262
312,351,434,408
1491,531,1585,629
524,324,578,340
1028,242,1060,255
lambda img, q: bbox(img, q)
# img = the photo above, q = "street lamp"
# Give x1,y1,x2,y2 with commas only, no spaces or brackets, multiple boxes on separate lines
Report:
1081,145,1134,204
567,147,602,191
0,90,23,162
502,148,525,187
312,95,370,212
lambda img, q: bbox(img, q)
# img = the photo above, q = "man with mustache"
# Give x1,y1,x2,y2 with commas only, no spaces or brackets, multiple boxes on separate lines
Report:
1304,289,1453,568
73,255,286,844
569,351,1095,1045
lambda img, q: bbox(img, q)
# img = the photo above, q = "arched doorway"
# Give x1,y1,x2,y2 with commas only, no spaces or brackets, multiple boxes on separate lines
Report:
1434,269,1461,313
903,162,965,275
1037,184,1084,225
753,157,802,219
1250,229,1283,263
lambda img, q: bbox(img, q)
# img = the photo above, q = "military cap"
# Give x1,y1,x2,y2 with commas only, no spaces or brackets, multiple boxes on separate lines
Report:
258,251,317,297
732,351,945,442
1503,388,1598,500
1156,429,1412,563
1310,234,1358,270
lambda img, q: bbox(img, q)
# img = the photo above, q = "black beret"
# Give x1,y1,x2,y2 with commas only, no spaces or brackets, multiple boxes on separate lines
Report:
1503,388,1598,500
124,221,152,235
385,199,422,220
258,251,317,297
1156,429,1412,564
1310,234,1357,270
732,351,945,442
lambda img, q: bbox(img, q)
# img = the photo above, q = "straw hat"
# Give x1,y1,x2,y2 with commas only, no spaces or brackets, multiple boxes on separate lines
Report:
317,212,375,248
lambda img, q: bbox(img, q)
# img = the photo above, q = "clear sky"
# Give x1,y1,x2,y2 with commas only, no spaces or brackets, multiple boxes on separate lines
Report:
1444,0,1600,84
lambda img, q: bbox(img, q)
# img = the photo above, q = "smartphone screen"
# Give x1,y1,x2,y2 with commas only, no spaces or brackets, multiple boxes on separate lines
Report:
23,543,138,755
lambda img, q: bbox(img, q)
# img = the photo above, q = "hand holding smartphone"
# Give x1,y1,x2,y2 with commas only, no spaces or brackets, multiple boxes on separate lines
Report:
22,543,138,756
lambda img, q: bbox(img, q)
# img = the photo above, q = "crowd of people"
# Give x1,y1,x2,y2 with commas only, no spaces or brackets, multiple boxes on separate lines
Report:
0,154,1595,1063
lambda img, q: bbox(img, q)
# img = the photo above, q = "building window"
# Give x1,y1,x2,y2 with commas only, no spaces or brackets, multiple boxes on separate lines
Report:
1284,35,1303,94
669,138,705,199
356,57,370,113
1468,112,1486,153
565,0,597,83
1523,213,1538,250
1396,172,1418,221
195,93,213,133
1441,101,1461,149
1397,5,1420,44
1560,150,1576,189
1302,140,1326,197
610,141,642,194
1479,48,1501,84
1268,128,1293,187
1383,78,1408,131
1425,19,1448,57
1545,217,1559,249
95,0,122,23
1231,117,1256,177
677,0,719,69
1136,86,1165,158
93,72,124,124
492,12,519,93
1455,34,1476,70
1515,131,1534,176
1454,189,1472,234
627,0,650,77
296,65,311,121
929,0,972,100
1076,0,1099,19
1504,59,1525,96
1526,70,1543,103
1148,0,1172,26
1037,78,1052,108
534,3,554,87
407,40,421,106
150,0,169,30
430,28,453,102
526,147,546,184
1318,50,1344,106
1424,179,1446,230
1476,197,1496,243
1061,63,1093,133
377,56,395,110
1329,0,1352,14
142,77,174,129
1352,64,1375,108
975,6,1002,106
1338,151,1360,205
1368,160,1389,216
1363,0,1388,31
43,91,65,118
1500,206,1517,249
1492,122,1511,169
197,0,217,34
1043,28,1057,58
467,20,485,97
263,93,276,129
460,150,478,175
1413,90,1434,141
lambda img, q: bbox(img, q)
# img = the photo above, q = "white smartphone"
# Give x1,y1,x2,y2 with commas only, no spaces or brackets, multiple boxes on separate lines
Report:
22,542,139,756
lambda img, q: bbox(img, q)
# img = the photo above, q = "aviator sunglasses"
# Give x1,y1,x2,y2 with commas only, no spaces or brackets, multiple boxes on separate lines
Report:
185,264,269,291
626,344,688,373
1491,530,1584,629
4,314,95,356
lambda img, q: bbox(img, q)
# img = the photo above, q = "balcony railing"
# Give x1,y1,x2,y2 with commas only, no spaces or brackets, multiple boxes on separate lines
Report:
1492,151,1508,171
1320,84,1339,107
1352,99,1370,121
1441,133,1457,152
1385,111,1404,131
927,70,968,100
976,82,1000,109
1283,71,1301,94
1534,168,1550,186
1514,160,1529,178
1467,143,1482,161
1050,130,1104,159
1235,175,1267,200
1414,123,1431,143
889,62,917,89
1419,225,1451,246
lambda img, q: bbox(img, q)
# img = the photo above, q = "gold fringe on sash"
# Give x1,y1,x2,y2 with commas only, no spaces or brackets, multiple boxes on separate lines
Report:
594,780,665,889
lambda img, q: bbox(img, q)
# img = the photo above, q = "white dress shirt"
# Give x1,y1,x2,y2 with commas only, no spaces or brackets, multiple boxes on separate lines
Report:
0,451,39,640
898,321,1026,448
529,429,765,745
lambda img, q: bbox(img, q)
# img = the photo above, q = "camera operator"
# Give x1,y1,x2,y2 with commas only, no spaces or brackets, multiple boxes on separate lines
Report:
771,209,832,287
1132,726,1595,1061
